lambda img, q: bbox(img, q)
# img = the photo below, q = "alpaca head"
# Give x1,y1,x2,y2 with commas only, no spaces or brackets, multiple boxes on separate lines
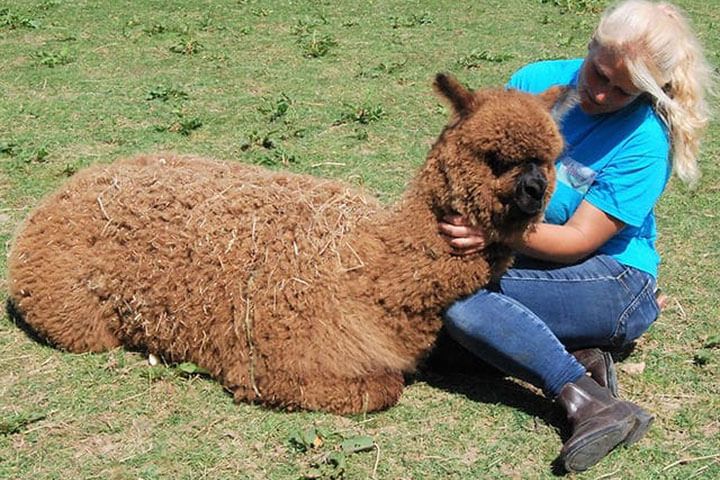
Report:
431,73,565,241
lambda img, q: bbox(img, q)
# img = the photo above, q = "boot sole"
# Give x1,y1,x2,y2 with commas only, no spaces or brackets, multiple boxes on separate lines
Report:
624,407,654,446
562,410,653,472
562,421,631,472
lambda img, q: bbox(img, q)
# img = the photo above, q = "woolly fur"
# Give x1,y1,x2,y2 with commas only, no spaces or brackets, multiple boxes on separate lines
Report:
8,76,564,414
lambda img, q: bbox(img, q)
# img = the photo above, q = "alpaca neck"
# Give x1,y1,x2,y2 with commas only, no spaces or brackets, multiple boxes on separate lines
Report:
368,158,481,315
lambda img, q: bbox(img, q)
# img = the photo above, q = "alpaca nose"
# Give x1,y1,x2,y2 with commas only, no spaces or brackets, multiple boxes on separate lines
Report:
515,163,547,215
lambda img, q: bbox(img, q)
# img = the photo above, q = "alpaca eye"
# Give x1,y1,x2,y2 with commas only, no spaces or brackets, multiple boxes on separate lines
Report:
485,152,512,176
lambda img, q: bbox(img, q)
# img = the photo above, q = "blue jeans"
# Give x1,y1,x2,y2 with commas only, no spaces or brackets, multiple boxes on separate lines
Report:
443,254,660,397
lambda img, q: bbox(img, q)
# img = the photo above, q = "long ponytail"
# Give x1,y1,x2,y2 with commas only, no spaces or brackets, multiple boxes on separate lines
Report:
594,0,715,186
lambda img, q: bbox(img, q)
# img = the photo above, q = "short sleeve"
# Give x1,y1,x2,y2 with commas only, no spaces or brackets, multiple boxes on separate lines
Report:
584,133,670,227
506,59,583,94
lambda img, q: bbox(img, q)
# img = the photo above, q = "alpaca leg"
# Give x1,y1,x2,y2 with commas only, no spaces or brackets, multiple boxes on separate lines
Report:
233,368,405,415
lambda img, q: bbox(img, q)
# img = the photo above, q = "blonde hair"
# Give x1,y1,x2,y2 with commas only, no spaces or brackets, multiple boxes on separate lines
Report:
594,0,715,186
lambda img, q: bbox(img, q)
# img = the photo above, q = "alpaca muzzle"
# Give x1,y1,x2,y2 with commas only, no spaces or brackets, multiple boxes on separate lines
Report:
514,163,547,215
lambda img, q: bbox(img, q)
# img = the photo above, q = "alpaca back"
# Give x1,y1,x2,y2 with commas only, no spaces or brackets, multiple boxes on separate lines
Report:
8,154,412,384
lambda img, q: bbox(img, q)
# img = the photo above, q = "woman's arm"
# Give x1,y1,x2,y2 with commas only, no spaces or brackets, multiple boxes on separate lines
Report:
439,200,625,263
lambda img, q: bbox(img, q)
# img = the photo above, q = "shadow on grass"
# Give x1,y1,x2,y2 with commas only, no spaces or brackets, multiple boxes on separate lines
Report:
414,329,568,468
5,297,56,348
414,327,639,476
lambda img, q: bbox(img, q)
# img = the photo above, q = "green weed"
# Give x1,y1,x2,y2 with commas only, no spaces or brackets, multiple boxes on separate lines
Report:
251,7,272,17
289,427,376,479
0,142,16,156
300,31,337,58
240,130,278,151
336,104,387,125
292,17,336,58
146,85,189,102
0,8,40,29
240,130,298,166
0,412,48,435
32,49,73,67
457,50,515,68
37,1,60,11
259,93,292,122
155,112,203,136
357,60,407,78
144,23,168,35
30,146,49,163
540,0,604,14
390,12,433,28
169,37,204,55
292,16,330,36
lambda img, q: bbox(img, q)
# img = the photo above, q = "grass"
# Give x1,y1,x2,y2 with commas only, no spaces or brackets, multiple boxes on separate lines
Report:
1,0,719,478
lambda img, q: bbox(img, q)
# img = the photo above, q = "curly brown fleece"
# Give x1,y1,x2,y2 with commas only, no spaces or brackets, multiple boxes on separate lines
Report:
7,75,564,414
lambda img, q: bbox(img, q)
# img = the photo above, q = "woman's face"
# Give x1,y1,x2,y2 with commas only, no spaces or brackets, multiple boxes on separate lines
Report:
577,44,642,115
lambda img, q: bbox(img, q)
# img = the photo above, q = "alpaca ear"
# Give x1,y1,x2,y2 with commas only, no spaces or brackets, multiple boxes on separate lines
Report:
536,85,567,110
536,85,577,122
434,73,477,117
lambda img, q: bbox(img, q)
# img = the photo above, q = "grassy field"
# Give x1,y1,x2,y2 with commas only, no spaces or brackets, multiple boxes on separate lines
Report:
1,0,719,478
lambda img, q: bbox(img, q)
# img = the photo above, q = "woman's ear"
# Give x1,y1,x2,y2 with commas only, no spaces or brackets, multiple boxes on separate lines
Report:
433,73,477,117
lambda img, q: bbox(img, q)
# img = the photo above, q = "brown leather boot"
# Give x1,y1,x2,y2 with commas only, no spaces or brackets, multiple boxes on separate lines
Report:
557,375,653,472
571,348,618,397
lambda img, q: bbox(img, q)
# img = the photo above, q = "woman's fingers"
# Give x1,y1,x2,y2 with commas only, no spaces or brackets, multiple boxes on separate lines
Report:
438,221,473,238
440,233,486,254
439,219,485,237
438,216,488,255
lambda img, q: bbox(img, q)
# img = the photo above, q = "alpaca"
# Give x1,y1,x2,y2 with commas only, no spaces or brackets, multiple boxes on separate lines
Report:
7,74,564,414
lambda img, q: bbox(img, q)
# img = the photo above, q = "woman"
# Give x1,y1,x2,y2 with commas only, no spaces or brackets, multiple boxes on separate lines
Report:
439,0,713,472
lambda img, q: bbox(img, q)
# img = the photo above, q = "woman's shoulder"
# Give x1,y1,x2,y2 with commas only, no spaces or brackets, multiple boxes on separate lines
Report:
616,101,670,149
507,59,584,94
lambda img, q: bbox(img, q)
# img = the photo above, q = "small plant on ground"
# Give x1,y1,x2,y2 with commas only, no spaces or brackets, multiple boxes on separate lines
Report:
146,85,189,102
540,0,604,14
457,50,515,68
258,93,292,122
0,411,49,435
155,111,203,136
336,103,386,125
37,1,60,11
289,426,377,480
291,16,329,36
169,37,204,55
300,31,337,58
291,16,337,58
356,60,407,78
240,130,298,166
32,49,73,67
144,23,168,35
30,146,49,163
390,12,433,28
0,8,40,29
0,142,16,156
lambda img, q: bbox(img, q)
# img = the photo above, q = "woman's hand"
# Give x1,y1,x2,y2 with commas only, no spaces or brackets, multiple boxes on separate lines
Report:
438,214,488,256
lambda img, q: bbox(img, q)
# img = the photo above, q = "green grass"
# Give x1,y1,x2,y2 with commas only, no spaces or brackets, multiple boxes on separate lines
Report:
1,0,719,478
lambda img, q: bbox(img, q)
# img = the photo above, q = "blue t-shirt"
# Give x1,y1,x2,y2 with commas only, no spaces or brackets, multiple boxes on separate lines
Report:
507,59,671,278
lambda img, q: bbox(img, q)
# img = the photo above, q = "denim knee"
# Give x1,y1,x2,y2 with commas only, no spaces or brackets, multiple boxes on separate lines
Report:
444,304,470,342
610,272,660,347
443,291,489,333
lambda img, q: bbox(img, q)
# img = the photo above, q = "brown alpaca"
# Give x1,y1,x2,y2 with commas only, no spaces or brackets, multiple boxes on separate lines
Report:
7,74,563,414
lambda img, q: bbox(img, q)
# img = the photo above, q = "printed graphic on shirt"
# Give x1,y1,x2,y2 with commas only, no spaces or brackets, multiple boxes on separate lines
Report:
556,155,597,195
